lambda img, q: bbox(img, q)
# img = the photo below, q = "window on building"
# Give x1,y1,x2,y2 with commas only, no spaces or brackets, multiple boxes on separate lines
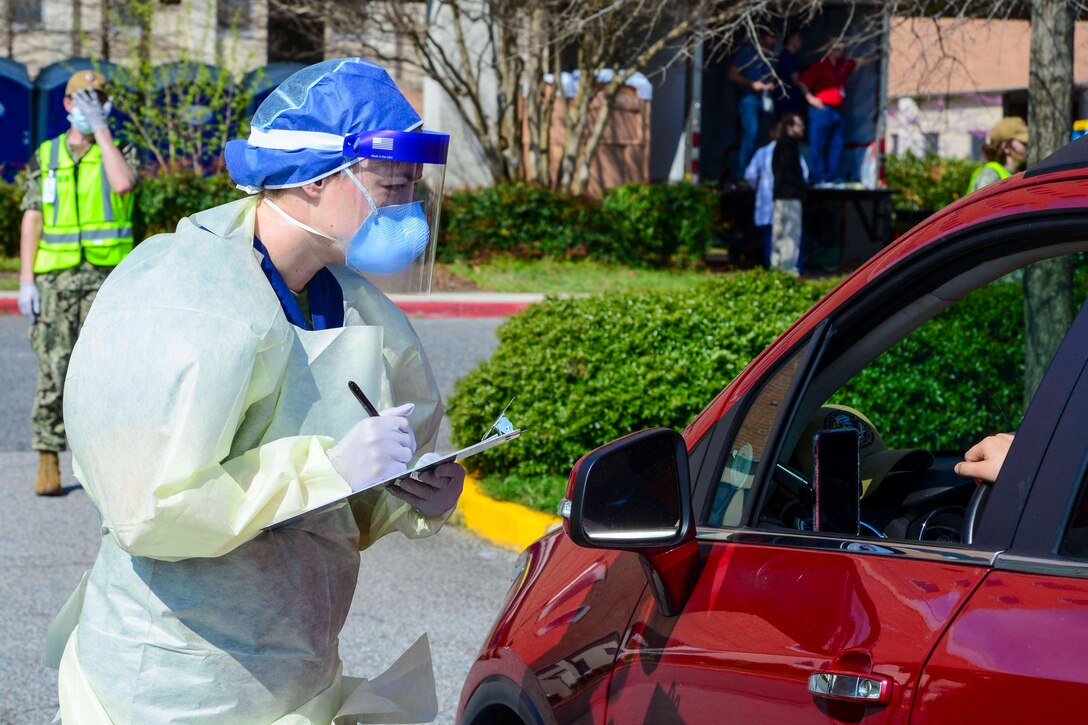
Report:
891,133,900,157
924,133,940,155
12,0,42,27
969,131,987,161
217,0,252,31
268,0,324,64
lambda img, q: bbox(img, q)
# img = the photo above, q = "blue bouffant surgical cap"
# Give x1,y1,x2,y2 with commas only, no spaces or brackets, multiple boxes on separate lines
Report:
225,58,422,192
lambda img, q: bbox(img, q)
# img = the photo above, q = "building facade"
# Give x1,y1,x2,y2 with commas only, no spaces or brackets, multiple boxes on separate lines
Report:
887,17,1088,160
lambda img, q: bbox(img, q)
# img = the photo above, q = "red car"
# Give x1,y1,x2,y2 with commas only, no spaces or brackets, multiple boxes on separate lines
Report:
458,140,1088,724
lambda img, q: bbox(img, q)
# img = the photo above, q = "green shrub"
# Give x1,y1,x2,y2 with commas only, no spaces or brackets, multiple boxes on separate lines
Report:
0,174,23,257
448,270,836,511
832,281,1024,452
836,269,1088,452
601,182,720,267
0,167,243,257
439,182,612,263
438,181,719,268
885,153,977,213
133,167,244,241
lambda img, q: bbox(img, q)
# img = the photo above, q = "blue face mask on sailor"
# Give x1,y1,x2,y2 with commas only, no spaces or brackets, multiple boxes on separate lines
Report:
340,168,430,275
262,165,430,276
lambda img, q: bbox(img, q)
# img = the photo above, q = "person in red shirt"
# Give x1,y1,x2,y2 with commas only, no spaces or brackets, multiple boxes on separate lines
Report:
797,42,857,184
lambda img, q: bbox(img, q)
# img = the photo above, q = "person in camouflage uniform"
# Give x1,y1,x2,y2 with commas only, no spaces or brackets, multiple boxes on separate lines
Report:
18,70,138,495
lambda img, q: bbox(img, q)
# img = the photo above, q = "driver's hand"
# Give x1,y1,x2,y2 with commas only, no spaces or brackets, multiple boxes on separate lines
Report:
955,433,1015,483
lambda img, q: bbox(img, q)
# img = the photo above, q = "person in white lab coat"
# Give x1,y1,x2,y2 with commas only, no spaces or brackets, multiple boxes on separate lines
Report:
745,116,809,269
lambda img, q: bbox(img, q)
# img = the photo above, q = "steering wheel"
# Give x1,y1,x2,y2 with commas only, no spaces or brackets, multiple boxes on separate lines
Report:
962,481,992,546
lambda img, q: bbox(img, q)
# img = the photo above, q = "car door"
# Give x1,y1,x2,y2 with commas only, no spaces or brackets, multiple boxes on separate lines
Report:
912,298,1088,722
604,229,1088,722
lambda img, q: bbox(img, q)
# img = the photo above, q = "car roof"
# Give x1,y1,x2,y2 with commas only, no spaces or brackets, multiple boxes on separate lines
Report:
1025,133,1088,179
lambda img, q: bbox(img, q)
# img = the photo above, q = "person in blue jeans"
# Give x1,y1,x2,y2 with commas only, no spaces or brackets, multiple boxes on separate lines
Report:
775,30,807,119
729,29,777,181
797,42,857,184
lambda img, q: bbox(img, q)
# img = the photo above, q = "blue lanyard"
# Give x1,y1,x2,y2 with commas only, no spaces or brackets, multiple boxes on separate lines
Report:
253,237,345,331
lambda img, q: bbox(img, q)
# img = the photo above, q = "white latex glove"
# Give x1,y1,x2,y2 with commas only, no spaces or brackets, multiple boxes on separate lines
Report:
390,451,466,518
328,403,417,492
72,89,109,132
18,281,40,322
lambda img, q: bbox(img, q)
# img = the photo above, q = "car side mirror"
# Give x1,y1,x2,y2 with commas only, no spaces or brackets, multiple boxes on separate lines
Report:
812,428,861,536
562,428,693,550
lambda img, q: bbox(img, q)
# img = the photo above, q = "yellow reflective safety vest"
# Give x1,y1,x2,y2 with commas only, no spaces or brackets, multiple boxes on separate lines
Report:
966,161,1011,195
35,135,135,274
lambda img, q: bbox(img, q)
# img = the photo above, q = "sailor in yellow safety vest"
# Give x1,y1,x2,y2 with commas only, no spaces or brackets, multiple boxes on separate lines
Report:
17,69,138,496
967,116,1029,194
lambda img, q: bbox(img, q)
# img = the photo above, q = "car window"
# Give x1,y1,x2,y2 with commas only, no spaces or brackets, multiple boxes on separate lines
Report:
753,258,1088,545
706,339,813,527
1060,472,1088,559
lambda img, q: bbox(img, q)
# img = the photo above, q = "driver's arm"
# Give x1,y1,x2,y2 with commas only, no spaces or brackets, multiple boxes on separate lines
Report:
954,433,1015,483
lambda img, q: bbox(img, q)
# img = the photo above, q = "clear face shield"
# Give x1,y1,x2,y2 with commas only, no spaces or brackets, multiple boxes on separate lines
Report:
340,130,448,295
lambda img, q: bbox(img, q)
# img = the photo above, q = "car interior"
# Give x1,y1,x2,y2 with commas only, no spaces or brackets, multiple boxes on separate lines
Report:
709,238,1088,547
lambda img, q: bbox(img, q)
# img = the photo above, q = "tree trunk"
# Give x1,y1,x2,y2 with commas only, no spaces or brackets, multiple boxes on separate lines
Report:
3,0,13,58
138,0,152,70
1023,0,1075,410
100,0,111,61
71,0,82,56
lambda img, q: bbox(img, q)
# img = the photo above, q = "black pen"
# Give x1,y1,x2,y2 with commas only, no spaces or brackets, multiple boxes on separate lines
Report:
348,380,380,417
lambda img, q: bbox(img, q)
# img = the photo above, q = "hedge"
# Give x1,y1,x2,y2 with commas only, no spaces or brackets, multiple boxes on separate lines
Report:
448,269,1065,514
885,153,977,213
131,168,244,243
3,173,720,270
0,175,21,256
0,168,245,256
439,181,720,268
447,271,836,511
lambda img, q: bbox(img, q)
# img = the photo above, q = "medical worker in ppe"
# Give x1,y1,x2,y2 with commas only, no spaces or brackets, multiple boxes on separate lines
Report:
47,58,465,724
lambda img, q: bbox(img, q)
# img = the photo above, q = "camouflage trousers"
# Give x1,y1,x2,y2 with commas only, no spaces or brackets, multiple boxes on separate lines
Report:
29,262,113,452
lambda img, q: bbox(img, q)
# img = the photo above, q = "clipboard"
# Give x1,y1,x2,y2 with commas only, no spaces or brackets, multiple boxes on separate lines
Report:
264,400,524,531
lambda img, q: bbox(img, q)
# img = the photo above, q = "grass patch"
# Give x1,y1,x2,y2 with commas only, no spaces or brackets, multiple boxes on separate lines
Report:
0,255,18,290
446,257,713,295
478,473,569,513
0,256,718,295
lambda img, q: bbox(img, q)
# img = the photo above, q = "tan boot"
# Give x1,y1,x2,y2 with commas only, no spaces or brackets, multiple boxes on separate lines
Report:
35,451,63,496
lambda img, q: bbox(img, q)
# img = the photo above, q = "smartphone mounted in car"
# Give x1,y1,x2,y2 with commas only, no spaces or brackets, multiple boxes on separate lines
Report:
813,428,862,536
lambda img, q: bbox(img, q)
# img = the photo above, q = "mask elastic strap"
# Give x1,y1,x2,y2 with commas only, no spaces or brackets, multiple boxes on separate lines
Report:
343,167,379,213
262,197,337,241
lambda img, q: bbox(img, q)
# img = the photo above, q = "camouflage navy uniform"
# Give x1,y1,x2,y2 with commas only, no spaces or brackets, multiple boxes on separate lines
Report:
23,142,138,452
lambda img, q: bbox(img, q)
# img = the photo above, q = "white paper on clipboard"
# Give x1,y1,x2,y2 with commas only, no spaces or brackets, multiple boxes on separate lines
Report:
264,428,524,530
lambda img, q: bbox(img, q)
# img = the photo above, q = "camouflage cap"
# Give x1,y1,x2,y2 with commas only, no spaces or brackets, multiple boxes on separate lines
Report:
65,70,107,96
989,116,1029,145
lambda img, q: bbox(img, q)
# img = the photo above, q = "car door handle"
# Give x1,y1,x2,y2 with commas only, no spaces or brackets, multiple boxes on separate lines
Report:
808,672,892,704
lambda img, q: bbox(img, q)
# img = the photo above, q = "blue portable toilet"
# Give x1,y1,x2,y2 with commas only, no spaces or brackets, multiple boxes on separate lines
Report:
242,61,305,119
0,58,32,179
33,58,122,148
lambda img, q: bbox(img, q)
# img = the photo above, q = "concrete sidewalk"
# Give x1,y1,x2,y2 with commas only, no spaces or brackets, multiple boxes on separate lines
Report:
0,290,543,318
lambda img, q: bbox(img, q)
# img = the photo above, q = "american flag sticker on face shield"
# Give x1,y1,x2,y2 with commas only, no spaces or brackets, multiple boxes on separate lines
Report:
373,137,394,151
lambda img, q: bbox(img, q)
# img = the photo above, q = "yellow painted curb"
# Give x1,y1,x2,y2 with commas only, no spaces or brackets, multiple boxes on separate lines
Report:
457,474,561,551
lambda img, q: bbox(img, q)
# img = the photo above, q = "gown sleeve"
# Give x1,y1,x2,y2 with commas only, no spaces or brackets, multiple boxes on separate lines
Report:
337,273,451,549
65,243,354,562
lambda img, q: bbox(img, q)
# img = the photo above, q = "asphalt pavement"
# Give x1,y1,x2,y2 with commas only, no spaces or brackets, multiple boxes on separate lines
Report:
0,314,514,724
